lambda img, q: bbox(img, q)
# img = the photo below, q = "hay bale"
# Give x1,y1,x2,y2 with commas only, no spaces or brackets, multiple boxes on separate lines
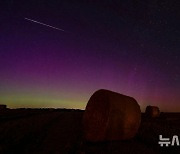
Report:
83,89,141,142
145,106,160,118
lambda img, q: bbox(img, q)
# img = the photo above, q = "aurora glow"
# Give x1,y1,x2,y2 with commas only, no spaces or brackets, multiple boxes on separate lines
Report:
0,1,179,111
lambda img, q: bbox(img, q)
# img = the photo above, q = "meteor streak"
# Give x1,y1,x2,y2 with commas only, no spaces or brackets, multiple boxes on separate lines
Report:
24,17,65,32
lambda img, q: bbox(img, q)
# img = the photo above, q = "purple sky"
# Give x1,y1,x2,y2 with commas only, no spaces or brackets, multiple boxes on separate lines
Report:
0,0,179,111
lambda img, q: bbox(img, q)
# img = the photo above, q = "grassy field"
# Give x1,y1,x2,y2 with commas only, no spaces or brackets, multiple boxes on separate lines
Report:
0,109,179,153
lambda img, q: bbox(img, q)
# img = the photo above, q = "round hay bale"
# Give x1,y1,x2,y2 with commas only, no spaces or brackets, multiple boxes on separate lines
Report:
145,106,160,118
83,89,141,142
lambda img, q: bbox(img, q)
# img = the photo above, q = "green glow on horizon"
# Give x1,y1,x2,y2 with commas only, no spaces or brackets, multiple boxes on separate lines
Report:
0,90,179,112
0,93,86,109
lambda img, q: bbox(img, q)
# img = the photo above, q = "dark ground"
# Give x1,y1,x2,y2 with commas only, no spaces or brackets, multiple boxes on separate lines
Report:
0,109,179,154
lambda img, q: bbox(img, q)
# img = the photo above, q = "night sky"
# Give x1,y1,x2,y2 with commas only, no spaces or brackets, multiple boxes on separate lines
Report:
0,0,179,111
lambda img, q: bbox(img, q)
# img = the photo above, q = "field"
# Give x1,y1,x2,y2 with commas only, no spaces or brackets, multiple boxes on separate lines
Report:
0,109,179,154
